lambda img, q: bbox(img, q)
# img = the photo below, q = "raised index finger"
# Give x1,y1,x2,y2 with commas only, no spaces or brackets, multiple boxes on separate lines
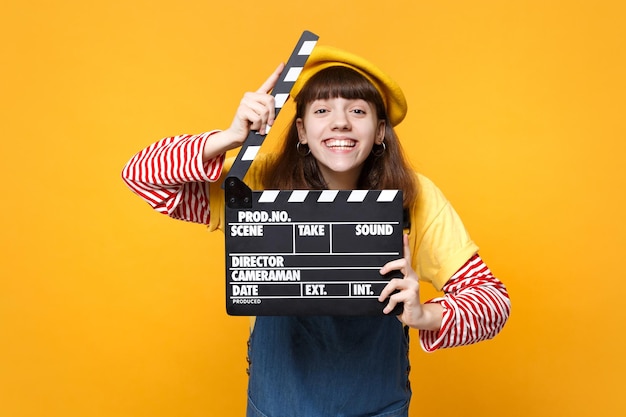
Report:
402,234,411,263
257,62,285,94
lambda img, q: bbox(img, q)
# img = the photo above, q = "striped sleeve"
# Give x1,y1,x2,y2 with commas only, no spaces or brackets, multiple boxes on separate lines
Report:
121,131,224,224
419,254,511,352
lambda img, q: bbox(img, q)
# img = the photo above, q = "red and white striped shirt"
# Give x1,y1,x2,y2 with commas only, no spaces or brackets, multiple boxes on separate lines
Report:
122,133,511,352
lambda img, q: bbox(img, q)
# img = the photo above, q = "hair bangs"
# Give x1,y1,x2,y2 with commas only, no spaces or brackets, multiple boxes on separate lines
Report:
294,66,386,119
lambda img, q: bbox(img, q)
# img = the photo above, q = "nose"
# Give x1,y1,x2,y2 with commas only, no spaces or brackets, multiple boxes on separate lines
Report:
331,111,351,130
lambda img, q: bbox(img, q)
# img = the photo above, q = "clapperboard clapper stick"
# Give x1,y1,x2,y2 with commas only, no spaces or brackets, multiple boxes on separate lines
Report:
223,31,405,316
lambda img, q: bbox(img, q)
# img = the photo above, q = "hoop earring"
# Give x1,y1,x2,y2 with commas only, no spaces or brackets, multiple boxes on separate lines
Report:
371,142,386,157
297,142,311,156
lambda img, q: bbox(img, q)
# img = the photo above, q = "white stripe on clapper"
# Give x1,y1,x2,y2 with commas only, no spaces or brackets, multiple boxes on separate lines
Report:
283,67,303,82
377,190,399,202
347,190,368,202
288,190,309,202
317,190,339,202
298,41,317,55
258,190,280,203
241,145,261,161
275,93,289,108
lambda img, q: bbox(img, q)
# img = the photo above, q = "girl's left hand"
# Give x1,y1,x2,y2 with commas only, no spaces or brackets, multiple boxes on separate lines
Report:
378,234,431,328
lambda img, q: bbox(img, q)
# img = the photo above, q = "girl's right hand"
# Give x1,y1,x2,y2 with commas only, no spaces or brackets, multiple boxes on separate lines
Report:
229,62,285,140
203,63,285,161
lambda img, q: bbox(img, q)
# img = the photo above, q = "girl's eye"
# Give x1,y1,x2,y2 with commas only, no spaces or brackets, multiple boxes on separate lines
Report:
314,109,328,114
352,109,366,114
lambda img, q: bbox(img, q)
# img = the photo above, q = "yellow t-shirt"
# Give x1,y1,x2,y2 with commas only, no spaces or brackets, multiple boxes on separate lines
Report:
208,154,478,291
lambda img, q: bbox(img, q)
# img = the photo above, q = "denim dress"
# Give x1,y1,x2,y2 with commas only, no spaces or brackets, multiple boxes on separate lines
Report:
246,316,411,417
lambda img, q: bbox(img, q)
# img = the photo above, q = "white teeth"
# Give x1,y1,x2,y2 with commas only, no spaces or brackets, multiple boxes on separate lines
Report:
326,139,355,148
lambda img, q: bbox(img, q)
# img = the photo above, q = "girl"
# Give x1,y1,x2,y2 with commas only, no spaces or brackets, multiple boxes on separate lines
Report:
123,45,510,417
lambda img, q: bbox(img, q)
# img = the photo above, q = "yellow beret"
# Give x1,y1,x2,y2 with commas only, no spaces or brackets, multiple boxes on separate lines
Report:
291,45,408,126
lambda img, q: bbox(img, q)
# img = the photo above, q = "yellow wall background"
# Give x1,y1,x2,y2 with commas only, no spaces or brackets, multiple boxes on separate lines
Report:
1,0,624,416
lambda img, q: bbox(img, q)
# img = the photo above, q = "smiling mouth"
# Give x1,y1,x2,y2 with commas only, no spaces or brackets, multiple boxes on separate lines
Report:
324,139,356,149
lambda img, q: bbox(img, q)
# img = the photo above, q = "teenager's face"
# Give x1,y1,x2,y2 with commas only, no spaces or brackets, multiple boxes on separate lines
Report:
296,97,385,189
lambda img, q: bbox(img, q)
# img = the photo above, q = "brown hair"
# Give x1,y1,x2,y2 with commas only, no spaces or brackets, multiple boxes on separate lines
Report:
263,66,417,209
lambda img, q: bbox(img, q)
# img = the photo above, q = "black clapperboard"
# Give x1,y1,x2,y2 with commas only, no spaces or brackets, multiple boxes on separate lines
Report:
224,31,405,316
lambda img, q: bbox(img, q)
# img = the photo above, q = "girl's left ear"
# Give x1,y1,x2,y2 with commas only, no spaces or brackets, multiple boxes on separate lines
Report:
376,120,386,144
